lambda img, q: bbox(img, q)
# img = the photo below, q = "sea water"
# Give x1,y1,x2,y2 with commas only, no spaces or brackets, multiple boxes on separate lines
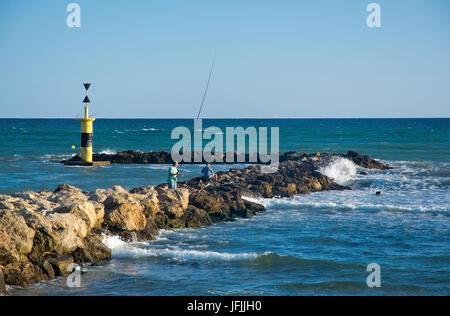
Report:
1,118,449,295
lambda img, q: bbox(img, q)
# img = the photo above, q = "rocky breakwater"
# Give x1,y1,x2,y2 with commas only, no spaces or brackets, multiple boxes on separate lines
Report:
0,184,111,291
2,152,390,292
63,150,393,170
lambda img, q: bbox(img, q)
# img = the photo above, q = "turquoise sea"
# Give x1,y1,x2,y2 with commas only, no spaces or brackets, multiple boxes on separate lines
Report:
1,118,449,295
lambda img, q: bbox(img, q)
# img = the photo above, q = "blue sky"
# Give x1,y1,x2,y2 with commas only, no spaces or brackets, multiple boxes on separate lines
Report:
0,0,449,118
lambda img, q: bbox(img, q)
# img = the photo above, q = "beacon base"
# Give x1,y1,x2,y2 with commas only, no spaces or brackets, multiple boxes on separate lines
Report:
64,161,111,167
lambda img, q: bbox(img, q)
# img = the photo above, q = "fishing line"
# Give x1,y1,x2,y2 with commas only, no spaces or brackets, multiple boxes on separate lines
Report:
196,53,216,119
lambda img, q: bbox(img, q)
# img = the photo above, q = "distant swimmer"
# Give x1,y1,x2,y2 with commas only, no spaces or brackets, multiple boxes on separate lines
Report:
376,191,382,196
168,161,183,190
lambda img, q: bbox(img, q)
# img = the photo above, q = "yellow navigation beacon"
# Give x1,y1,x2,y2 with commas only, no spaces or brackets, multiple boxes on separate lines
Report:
65,83,110,167
77,83,95,163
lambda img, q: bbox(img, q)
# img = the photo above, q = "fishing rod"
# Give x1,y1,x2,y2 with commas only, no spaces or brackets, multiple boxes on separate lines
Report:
196,53,216,119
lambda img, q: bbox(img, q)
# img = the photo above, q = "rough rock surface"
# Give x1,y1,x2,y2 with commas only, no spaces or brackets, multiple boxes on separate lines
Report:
3,262,48,287
0,266,6,293
72,235,112,264
0,151,390,290
0,210,35,265
48,255,74,277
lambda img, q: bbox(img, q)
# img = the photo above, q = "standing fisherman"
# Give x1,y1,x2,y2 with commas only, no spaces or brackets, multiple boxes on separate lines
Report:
168,161,183,190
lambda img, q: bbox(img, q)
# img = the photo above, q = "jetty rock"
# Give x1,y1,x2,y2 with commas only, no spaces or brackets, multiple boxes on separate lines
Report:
1,151,391,289
63,150,392,171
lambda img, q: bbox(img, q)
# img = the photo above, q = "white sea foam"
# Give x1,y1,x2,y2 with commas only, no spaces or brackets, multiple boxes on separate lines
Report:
102,235,266,261
99,149,117,155
145,164,169,170
244,187,449,214
39,153,73,162
319,157,358,185
243,157,450,214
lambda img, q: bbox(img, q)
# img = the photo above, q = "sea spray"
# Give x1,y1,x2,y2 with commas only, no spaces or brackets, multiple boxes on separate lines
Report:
319,157,358,185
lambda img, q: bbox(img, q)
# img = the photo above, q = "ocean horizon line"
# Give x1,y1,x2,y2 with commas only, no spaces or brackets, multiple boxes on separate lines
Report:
0,117,449,120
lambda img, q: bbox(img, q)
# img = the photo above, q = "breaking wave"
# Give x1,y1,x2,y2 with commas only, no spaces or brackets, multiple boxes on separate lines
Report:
319,157,358,185
103,235,270,262
99,149,117,155
244,157,450,214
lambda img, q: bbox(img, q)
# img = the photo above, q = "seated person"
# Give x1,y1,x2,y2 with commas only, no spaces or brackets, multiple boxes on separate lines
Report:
201,163,218,181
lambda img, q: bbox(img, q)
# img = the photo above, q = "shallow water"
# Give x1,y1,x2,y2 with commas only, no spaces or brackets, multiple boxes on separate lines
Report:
1,118,449,296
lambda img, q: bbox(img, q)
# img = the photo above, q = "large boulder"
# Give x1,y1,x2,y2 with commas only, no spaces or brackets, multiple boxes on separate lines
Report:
0,210,35,265
20,209,63,255
48,184,88,205
49,255,74,277
3,262,47,288
141,198,159,219
54,201,99,229
102,186,146,210
92,201,105,226
255,182,273,198
103,194,130,210
345,151,392,170
12,191,55,211
189,190,229,221
133,219,160,241
157,188,189,219
176,206,212,228
221,191,263,219
89,189,109,203
47,213,89,253
0,194,38,212
72,235,111,264
105,202,147,231
26,251,56,280
272,183,297,197
189,190,225,213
